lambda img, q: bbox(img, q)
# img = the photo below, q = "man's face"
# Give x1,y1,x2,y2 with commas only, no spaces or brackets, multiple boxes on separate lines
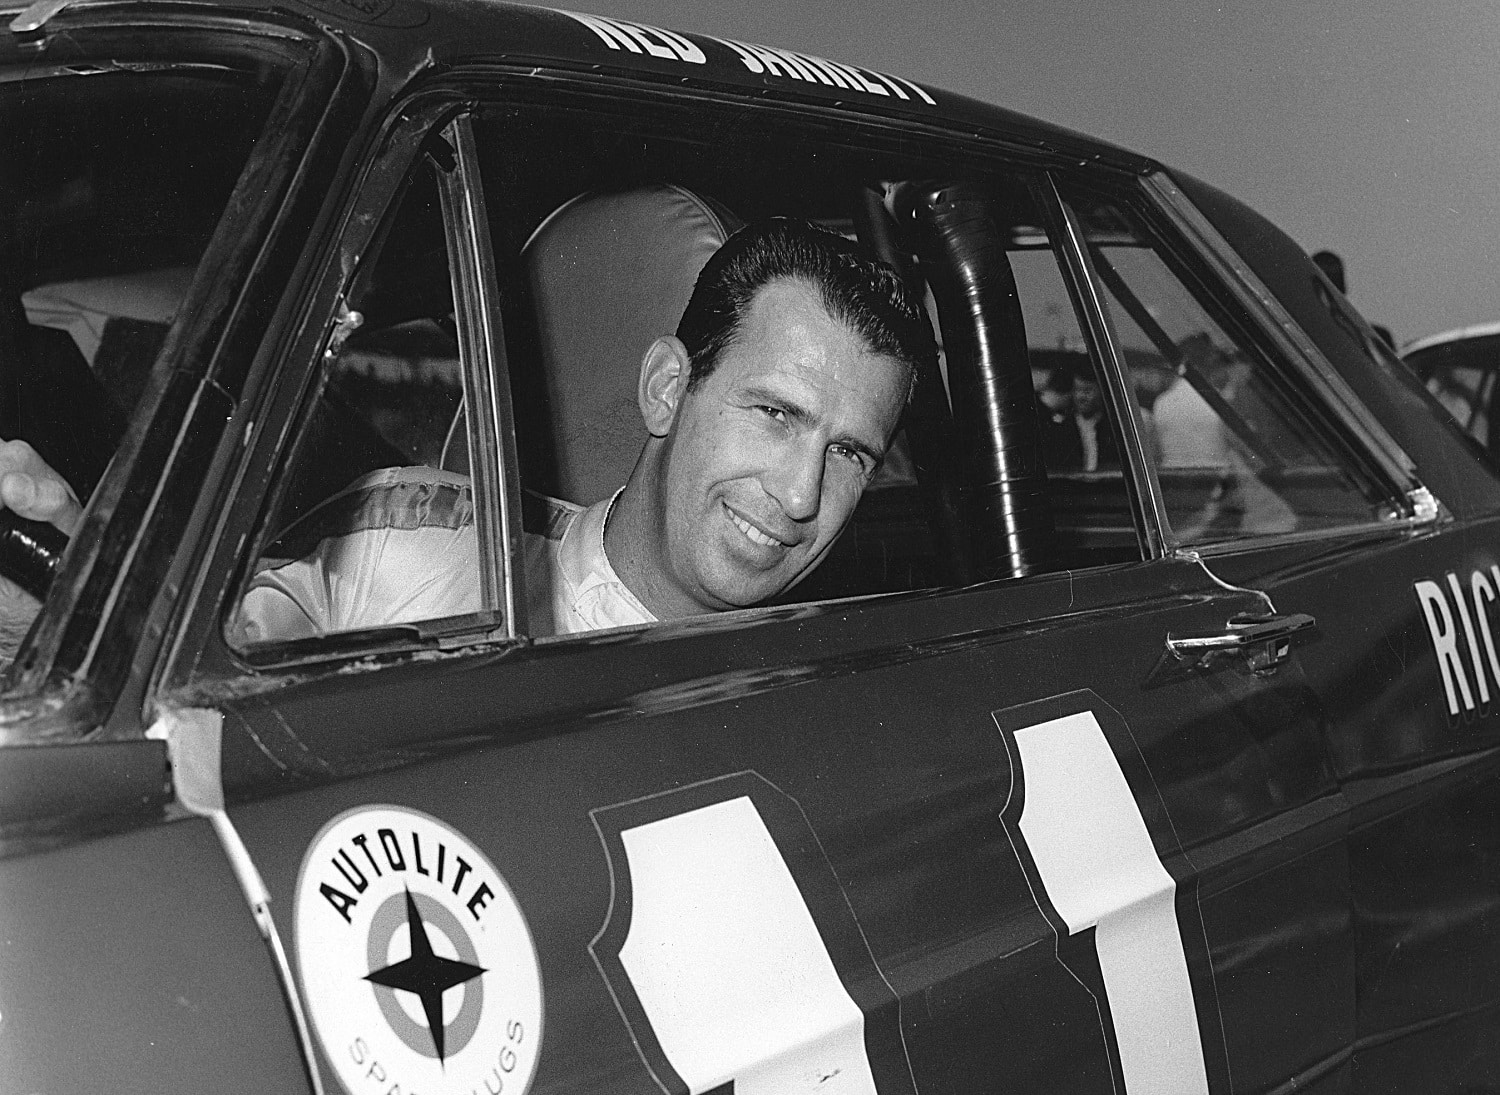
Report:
650,278,908,616
1073,375,1102,418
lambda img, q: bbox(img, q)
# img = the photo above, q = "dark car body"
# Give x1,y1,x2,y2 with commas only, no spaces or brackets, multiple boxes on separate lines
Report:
2,3,1499,1094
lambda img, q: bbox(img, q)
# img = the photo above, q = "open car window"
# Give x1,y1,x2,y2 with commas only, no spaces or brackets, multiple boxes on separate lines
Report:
229,91,1202,656
237,84,1431,657
471,95,1142,635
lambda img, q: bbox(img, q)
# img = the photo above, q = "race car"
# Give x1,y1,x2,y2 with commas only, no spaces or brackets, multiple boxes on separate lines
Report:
1,1,1498,1093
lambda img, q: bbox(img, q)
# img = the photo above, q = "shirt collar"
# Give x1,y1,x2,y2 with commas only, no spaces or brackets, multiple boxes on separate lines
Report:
555,487,655,630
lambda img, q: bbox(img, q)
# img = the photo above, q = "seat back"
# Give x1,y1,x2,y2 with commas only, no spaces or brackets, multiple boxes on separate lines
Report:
444,184,739,504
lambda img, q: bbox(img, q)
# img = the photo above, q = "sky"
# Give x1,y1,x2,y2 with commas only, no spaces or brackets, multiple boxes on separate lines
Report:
580,0,1500,348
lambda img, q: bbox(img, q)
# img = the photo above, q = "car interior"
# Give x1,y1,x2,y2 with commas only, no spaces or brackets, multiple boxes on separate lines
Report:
0,61,283,625
471,100,1143,600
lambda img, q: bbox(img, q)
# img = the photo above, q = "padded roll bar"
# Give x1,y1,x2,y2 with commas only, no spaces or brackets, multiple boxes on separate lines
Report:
853,186,976,585
897,181,1054,580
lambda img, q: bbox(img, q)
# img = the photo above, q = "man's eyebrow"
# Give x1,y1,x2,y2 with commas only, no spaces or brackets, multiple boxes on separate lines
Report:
741,383,816,428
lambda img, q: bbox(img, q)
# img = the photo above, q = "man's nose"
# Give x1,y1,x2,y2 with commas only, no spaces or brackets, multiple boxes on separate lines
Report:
765,441,825,522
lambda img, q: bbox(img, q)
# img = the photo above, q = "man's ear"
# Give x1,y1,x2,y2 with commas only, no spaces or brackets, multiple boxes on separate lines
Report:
639,336,690,437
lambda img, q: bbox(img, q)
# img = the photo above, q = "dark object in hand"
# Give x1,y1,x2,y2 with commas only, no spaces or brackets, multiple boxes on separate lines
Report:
0,509,65,601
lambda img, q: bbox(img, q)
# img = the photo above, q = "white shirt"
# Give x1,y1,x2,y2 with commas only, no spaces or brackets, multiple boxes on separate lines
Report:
1075,412,1101,471
532,484,655,635
236,467,654,644
1153,377,1229,468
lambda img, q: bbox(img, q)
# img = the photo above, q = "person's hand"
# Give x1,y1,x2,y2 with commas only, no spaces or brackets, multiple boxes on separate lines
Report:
0,440,80,662
0,439,81,535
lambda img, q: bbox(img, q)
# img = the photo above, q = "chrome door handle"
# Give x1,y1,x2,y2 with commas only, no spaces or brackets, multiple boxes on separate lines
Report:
1165,612,1316,675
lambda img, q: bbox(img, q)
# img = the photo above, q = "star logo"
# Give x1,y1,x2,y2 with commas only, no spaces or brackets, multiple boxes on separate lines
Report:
295,806,543,1095
364,888,487,1062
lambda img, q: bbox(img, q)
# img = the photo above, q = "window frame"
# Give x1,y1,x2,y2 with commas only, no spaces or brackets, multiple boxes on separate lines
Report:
436,115,525,636
181,99,528,675
1044,173,1168,559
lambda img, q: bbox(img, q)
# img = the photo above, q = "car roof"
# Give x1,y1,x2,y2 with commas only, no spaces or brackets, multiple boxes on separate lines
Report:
6,0,1157,176
1403,320,1500,358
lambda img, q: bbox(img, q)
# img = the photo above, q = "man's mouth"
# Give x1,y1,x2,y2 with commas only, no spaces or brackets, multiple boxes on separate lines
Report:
725,504,789,549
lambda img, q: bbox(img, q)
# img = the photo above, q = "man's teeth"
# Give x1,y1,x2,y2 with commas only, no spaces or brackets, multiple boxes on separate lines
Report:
729,510,780,547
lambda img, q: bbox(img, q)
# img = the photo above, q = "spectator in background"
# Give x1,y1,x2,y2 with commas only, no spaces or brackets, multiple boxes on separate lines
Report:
1153,332,1295,538
1039,358,1160,472
1035,363,1075,468
1152,334,1227,469
1069,365,1114,470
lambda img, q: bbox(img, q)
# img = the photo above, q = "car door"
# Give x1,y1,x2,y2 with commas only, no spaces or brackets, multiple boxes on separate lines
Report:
201,557,1345,1095
1147,175,1500,1092
1210,494,1500,1094
146,75,1382,1095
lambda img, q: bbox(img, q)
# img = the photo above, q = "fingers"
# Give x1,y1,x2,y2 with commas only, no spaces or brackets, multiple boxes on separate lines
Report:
1,470,74,520
0,440,82,535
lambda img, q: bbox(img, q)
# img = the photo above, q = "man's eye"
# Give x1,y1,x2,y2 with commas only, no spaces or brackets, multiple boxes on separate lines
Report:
829,443,869,471
757,405,787,423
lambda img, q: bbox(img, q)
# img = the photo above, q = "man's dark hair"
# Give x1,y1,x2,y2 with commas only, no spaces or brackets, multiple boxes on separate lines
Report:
676,217,935,398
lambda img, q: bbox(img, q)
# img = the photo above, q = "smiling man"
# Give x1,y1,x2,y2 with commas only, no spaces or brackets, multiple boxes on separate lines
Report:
0,218,935,644
603,220,927,621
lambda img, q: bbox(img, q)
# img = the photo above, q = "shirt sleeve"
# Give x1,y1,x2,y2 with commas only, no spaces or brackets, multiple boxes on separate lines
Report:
232,466,483,644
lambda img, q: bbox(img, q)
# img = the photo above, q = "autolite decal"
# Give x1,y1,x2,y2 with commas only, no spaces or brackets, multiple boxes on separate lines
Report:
1414,566,1500,718
294,806,543,1095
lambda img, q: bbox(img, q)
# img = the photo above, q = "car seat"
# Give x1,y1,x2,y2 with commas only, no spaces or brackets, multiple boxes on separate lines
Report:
441,184,740,507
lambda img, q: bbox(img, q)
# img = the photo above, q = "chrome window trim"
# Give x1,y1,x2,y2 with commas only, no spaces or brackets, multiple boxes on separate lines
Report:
1047,173,1173,557
439,112,524,637
1143,171,1432,520
211,100,526,672
1187,512,1443,560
